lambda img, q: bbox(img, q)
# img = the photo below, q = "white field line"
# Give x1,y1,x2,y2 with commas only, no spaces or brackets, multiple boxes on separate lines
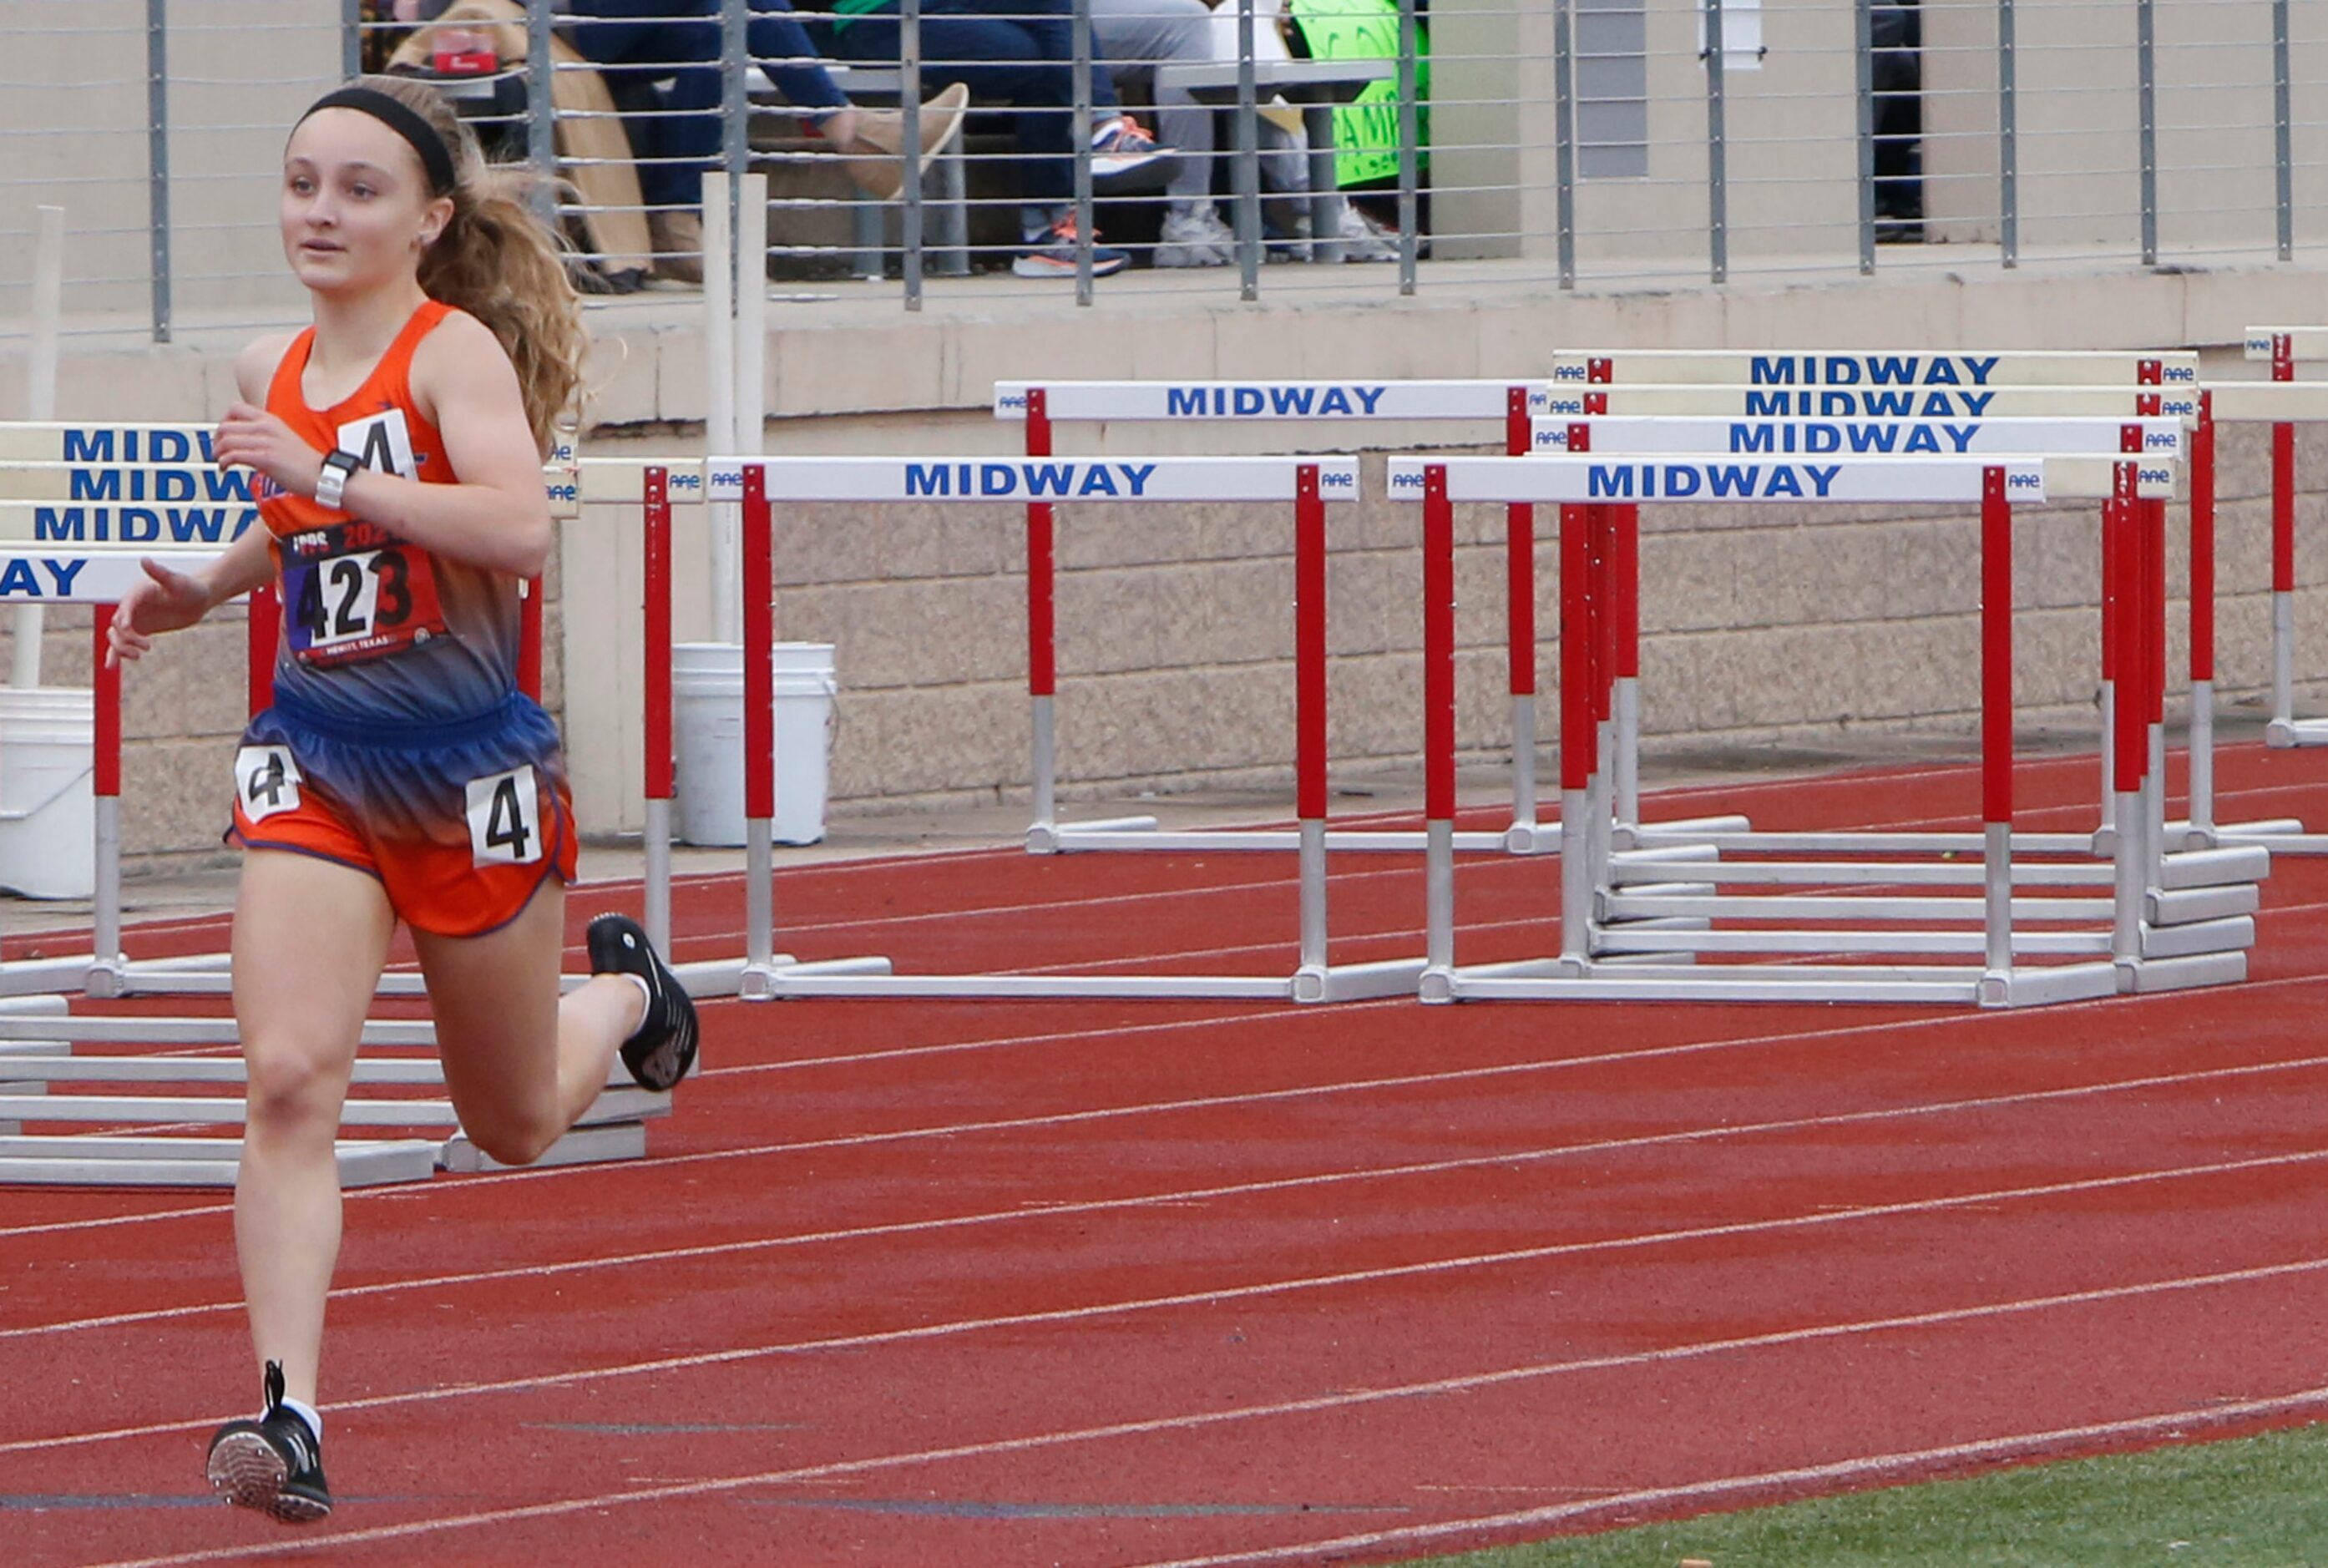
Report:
15,1141,2328,1465
13,1049,2328,1344
1127,1385,2328,1568
75,1251,2328,1568
11,956,2328,1248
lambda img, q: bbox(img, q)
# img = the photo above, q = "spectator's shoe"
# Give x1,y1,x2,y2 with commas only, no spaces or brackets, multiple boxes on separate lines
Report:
647,210,705,286
588,913,700,1092
205,1362,331,1525
1012,214,1129,279
835,83,971,201
1089,115,1180,196
1334,203,1401,263
1156,205,1235,268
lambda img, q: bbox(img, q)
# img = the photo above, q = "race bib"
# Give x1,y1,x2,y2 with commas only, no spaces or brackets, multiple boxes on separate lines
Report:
465,764,544,867
281,520,446,667
235,746,303,822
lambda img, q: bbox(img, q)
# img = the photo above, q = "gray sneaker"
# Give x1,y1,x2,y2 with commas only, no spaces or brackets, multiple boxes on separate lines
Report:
1156,205,1234,267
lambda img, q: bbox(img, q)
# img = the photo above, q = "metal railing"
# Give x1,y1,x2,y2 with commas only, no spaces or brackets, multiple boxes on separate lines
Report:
1,0,2323,344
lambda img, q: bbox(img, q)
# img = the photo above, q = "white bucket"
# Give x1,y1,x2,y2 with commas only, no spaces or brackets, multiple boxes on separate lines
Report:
671,642,837,847
0,685,94,899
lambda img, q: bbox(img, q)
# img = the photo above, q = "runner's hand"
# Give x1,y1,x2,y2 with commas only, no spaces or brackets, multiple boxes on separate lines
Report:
106,559,214,666
212,402,325,500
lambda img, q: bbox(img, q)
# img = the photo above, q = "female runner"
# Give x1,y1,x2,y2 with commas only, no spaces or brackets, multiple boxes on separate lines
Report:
106,76,698,1524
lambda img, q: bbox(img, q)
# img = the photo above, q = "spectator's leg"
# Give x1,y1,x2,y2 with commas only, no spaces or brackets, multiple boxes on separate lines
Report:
563,0,723,267
1088,0,1215,209
746,1,851,122
829,3,1075,228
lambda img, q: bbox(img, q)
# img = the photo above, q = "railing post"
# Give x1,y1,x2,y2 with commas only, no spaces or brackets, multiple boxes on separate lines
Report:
145,0,170,344
1235,0,1262,301
1999,0,2017,268
1553,0,1576,290
714,0,747,296
2275,0,2293,261
527,0,555,224
2137,0,2157,267
903,0,924,311
1072,0,1096,304
1397,0,1420,294
1704,0,1728,284
1855,0,1875,275
341,0,364,78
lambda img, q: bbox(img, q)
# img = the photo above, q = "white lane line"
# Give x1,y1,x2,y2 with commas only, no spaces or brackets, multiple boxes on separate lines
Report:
1128,1385,2328,1567
13,955,2328,1247
18,1142,2328,1464
16,1048,2328,1343
74,1251,2328,1568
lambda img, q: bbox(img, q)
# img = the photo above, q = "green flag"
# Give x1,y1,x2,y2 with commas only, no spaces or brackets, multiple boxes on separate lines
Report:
1288,0,1430,189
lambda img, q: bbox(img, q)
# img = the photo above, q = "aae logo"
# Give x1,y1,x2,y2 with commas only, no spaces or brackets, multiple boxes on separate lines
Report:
1550,365,1590,381
995,392,1030,410
1318,468,1356,491
712,468,744,491
2144,430,2178,448
2007,470,2043,490
1389,468,1426,490
670,471,703,492
2160,365,2197,382
2140,467,2173,488
544,482,579,503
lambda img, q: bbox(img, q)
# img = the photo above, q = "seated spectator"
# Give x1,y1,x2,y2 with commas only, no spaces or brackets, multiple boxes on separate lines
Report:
393,0,969,285
796,0,1179,278
1088,0,1235,267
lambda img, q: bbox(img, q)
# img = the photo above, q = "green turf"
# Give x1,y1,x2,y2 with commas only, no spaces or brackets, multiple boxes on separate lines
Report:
1404,1422,2328,1566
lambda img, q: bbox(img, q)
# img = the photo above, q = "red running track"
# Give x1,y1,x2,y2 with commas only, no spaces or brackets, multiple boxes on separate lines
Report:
6,741,2328,1565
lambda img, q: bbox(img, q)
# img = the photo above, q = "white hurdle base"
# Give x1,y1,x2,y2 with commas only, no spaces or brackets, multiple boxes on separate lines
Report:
2265,716,2328,748
441,1120,650,1172
0,958,112,998
1607,814,1754,850
1035,819,1533,855
1601,883,2259,927
759,955,1430,1004
0,1136,440,1189
1442,960,2128,1008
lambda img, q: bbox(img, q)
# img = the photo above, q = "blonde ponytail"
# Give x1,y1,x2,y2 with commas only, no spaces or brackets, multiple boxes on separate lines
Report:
361,75,586,457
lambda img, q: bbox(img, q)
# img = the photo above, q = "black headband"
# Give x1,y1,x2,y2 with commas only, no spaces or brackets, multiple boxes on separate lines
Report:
298,85,458,197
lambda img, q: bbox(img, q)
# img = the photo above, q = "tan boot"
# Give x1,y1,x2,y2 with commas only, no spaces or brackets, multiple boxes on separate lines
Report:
834,82,970,201
648,209,705,285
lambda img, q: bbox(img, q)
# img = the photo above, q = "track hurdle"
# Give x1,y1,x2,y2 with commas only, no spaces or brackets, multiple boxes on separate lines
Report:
1536,413,2186,859
0,433,708,1186
1534,351,2199,840
2170,359,2328,854
2236,328,2328,752
701,452,1425,1003
1529,414,2257,970
1390,453,2260,1007
989,379,1725,857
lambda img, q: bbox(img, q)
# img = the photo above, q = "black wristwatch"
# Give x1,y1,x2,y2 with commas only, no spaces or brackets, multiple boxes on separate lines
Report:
315,450,362,510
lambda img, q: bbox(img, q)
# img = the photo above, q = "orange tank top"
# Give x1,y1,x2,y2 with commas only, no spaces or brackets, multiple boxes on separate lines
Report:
257,300,524,721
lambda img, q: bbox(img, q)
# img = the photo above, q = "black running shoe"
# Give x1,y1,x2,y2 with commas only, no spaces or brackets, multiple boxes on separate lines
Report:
588,913,700,1090
205,1360,330,1524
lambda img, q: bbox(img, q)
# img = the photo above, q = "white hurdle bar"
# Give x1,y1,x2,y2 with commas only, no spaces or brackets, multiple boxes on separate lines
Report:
994,379,1613,857
1390,454,2258,1007
701,453,1422,1003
